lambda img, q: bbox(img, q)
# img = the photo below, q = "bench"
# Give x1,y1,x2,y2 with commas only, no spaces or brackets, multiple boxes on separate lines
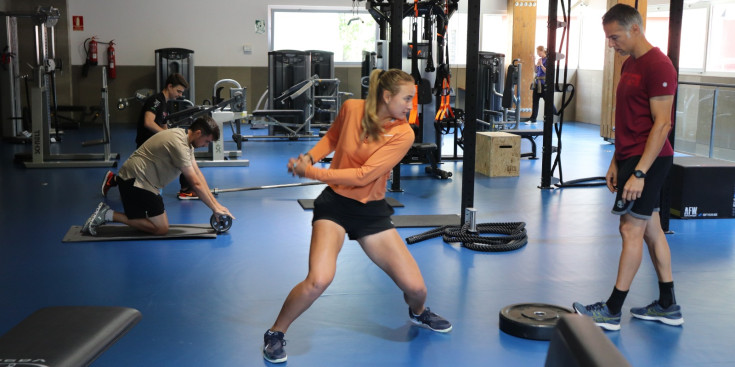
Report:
0,306,141,367
504,129,543,159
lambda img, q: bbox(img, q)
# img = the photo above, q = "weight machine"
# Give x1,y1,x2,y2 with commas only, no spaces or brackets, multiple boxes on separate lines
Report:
5,7,118,168
246,50,345,140
164,78,249,167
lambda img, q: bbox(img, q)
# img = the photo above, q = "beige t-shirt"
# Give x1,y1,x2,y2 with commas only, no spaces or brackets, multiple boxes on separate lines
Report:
118,128,193,194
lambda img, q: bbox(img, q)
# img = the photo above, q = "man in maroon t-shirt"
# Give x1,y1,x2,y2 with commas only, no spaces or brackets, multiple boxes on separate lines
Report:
573,4,683,331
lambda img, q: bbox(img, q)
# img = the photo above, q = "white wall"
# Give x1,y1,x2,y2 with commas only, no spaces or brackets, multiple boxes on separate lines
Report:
67,0,508,67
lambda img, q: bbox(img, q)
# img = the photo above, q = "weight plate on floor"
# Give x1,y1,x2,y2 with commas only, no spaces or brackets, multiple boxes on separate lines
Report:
499,303,573,340
210,214,232,234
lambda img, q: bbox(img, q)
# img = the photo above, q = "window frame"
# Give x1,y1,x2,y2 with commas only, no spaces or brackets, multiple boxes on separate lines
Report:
268,5,379,66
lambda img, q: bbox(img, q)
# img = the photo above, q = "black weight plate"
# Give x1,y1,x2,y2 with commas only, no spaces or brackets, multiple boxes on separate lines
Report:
499,303,574,340
210,214,232,234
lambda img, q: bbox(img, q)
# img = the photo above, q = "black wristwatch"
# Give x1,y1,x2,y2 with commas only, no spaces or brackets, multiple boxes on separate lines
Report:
633,170,647,179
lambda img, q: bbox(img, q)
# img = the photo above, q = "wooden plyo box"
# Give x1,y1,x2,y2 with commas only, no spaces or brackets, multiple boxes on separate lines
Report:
475,131,521,177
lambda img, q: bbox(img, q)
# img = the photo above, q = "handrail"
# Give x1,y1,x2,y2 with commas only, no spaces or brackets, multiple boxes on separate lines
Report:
677,80,735,159
679,80,735,89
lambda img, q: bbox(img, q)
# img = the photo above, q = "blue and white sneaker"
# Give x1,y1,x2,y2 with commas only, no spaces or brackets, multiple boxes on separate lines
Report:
81,202,110,236
631,300,684,326
263,329,287,363
409,307,452,333
573,301,621,331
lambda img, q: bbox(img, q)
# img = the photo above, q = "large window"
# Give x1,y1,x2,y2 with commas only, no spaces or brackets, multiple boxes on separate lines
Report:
647,6,708,72
270,7,377,63
707,2,735,72
646,1,735,74
482,14,509,56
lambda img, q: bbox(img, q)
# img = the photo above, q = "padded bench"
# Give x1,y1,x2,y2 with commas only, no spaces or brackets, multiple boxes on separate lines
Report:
504,129,543,159
0,306,141,367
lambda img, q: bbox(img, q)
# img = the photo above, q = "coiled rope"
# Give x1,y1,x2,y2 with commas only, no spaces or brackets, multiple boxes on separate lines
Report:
405,222,528,252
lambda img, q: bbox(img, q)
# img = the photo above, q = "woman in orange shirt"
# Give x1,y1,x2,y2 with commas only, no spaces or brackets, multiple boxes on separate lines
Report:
263,69,452,363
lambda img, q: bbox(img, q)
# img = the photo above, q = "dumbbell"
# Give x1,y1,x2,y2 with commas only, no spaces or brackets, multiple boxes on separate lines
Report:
210,214,233,234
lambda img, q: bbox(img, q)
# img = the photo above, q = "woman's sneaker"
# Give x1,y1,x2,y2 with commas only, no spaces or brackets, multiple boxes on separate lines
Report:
630,300,684,326
263,330,287,363
409,307,453,333
572,301,621,331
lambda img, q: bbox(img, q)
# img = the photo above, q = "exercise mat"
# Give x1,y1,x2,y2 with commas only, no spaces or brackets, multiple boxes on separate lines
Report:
63,224,217,242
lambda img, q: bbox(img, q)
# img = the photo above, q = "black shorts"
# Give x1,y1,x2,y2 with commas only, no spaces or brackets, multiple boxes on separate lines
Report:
312,187,395,240
611,155,673,219
117,177,165,219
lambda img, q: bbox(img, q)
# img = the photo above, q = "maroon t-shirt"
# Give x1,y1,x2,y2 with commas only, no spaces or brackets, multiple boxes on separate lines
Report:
615,47,677,160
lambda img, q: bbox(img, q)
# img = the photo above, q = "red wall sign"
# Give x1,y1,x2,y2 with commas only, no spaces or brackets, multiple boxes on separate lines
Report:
72,16,84,31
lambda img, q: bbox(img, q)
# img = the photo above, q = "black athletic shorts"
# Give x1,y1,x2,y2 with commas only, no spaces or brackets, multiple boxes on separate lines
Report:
117,177,165,219
312,187,395,240
611,155,673,219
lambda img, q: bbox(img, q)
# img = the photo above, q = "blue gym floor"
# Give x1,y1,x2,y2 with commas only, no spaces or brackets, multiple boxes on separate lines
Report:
1,121,734,366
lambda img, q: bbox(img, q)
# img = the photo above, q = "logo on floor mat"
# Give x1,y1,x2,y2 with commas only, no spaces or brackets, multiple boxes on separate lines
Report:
683,206,697,217
0,359,49,367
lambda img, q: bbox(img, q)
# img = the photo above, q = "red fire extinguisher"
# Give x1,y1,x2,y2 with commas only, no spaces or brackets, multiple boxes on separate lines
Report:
87,36,98,66
107,40,116,79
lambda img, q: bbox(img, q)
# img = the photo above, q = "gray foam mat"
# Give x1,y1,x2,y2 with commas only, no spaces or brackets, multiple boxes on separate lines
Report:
298,196,404,210
391,214,461,228
63,224,217,242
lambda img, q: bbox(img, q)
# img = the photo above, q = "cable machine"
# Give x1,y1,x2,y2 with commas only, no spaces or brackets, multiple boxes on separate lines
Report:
6,6,118,168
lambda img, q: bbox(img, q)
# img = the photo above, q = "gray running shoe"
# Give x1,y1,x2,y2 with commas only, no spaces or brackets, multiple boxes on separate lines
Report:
573,301,621,331
631,300,684,326
82,202,110,236
263,329,287,363
409,307,453,333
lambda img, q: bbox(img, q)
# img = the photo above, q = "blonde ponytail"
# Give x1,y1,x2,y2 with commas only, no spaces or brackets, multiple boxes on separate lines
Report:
361,68,414,142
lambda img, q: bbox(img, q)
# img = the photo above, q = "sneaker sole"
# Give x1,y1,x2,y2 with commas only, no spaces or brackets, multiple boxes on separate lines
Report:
263,350,287,363
409,319,453,333
631,313,684,326
594,321,621,331
177,195,199,200
573,306,621,331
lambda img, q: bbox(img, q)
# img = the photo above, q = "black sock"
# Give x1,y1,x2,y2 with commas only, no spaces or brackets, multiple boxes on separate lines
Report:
606,287,628,315
658,281,676,308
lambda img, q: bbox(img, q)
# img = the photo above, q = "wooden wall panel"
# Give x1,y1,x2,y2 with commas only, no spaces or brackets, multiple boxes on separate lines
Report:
600,0,647,140
508,0,537,118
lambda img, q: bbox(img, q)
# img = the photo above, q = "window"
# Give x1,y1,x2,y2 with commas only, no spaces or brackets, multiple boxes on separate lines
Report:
707,2,735,72
646,6,708,72
270,7,377,63
482,14,509,56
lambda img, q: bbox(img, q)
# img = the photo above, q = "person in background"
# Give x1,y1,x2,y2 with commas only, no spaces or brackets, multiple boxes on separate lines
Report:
85,116,233,236
101,73,196,199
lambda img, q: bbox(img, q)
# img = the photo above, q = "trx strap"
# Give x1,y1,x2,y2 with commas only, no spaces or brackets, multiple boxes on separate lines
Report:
435,77,454,121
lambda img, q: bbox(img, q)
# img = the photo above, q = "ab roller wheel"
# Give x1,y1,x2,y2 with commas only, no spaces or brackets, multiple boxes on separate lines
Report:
210,214,233,234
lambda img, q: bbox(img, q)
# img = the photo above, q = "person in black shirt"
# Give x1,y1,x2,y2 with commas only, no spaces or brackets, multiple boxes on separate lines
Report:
135,73,188,147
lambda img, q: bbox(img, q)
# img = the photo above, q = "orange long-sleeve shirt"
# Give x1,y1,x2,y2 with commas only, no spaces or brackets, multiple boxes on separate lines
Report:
304,99,414,203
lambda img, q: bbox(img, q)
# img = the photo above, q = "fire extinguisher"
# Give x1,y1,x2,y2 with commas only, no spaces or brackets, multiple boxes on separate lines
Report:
107,40,116,79
87,36,98,66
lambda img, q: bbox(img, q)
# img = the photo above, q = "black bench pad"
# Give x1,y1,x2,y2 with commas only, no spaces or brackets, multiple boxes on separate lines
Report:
0,306,141,367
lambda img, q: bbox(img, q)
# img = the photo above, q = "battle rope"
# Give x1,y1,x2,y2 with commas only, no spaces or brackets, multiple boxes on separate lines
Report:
406,222,528,252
